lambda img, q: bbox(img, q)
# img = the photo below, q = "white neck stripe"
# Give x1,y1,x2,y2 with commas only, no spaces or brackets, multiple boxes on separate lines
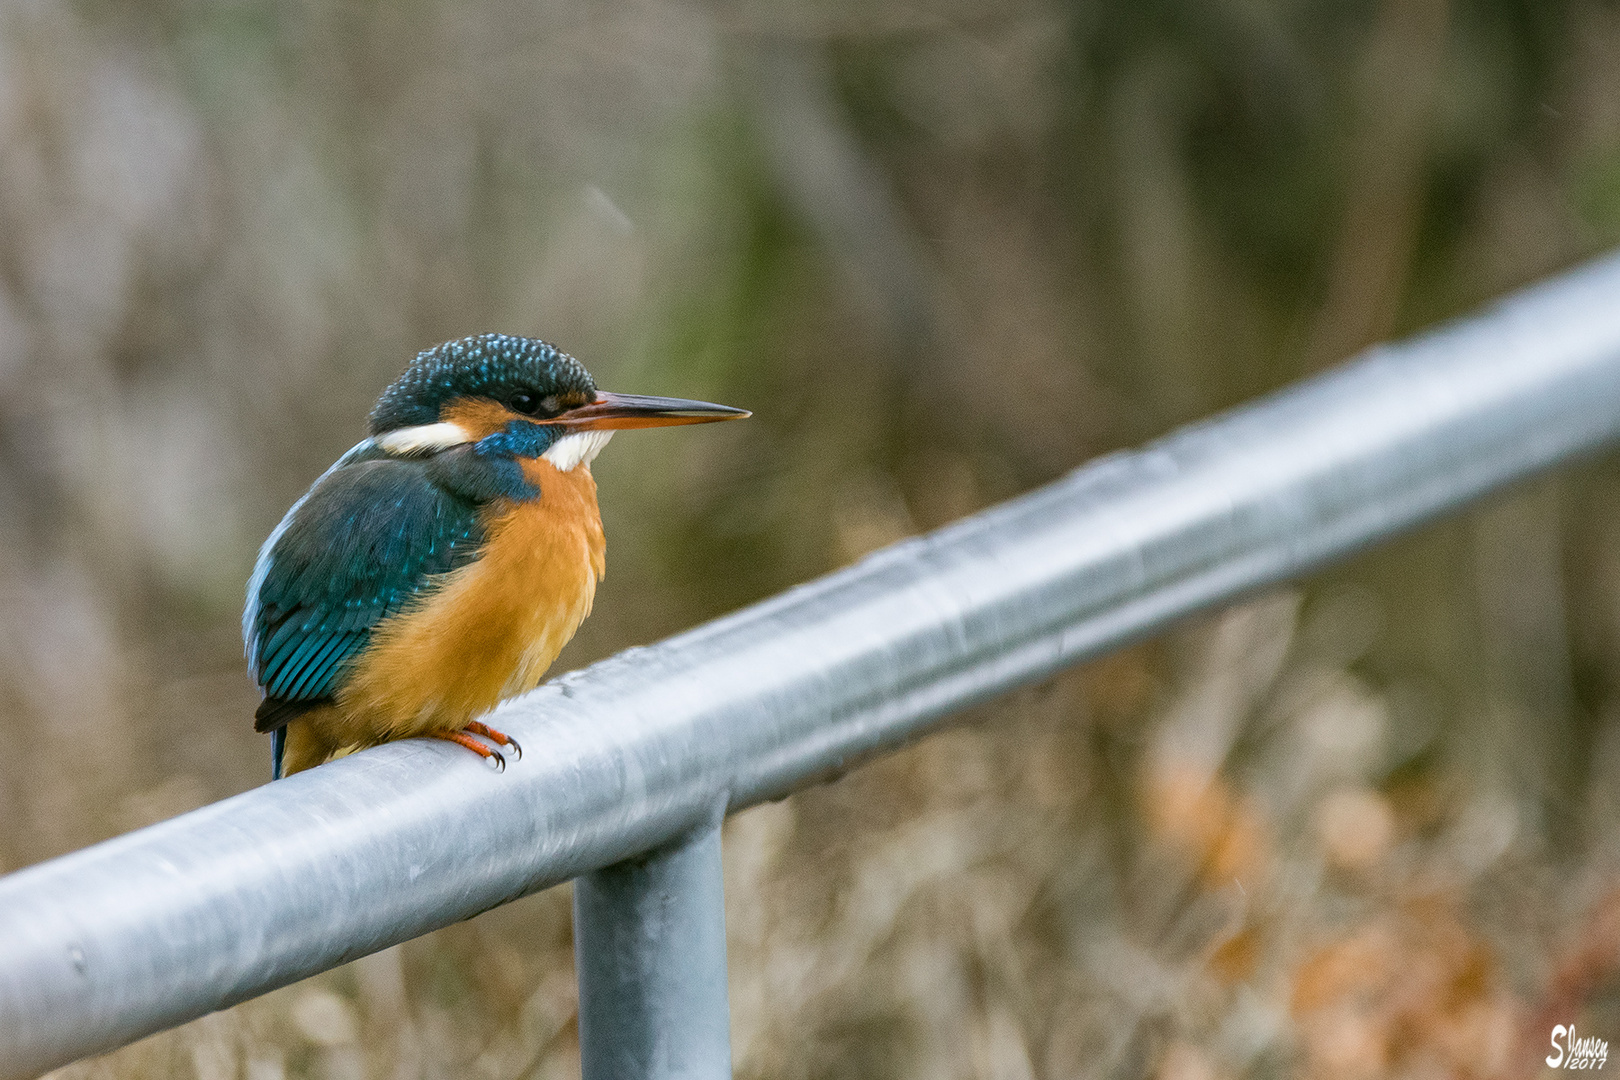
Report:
376,421,473,455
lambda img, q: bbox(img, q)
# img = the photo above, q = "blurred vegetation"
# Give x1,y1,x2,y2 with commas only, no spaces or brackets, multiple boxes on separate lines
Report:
7,0,1620,1076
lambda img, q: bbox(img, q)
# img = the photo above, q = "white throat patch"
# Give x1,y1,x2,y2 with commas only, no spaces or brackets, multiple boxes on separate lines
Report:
543,429,613,471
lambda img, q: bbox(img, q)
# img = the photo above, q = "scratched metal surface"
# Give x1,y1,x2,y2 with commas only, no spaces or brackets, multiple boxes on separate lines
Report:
575,816,732,1079
5,253,1620,1075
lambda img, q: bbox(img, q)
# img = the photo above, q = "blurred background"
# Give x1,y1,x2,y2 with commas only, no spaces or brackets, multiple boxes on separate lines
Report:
7,0,1620,1076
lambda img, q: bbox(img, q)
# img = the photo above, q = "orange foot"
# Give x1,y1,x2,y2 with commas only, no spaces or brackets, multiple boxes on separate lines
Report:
431,723,522,772
464,720,522,761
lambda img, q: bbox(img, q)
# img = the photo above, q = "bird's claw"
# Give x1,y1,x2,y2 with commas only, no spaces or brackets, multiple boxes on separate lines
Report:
432,728,511,772
463,721,521,762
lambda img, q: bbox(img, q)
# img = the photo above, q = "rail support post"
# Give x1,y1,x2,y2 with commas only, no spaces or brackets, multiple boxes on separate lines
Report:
573,814,732,1079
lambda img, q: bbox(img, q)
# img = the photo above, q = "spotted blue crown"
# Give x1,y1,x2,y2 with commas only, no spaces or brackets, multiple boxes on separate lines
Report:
369,333,596,433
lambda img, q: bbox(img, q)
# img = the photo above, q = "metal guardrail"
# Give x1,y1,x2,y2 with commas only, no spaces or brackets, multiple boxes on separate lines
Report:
7,252,1620,1077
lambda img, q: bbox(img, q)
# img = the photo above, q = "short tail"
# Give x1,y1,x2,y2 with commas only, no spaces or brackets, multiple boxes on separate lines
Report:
259,696,325,781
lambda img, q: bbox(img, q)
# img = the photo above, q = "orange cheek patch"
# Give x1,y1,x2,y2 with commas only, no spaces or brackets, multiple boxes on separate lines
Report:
440,397,531,440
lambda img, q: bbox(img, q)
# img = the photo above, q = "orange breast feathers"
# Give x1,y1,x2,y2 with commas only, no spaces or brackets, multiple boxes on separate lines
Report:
332,457,606,745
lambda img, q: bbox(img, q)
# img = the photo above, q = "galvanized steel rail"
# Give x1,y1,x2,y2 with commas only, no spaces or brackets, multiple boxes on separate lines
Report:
7,253,1620,1077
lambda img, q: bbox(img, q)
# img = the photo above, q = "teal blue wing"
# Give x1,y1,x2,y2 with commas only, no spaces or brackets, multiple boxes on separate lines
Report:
245,453,486,729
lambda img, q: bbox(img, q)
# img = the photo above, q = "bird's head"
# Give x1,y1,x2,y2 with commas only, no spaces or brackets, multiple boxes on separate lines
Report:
368,333,747,470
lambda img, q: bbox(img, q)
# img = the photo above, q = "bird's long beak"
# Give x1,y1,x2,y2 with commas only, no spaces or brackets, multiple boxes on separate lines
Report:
564,391,750,430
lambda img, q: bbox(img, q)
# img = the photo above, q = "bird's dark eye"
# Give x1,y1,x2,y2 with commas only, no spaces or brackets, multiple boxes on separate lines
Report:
508,391,567,418
511,390,576,420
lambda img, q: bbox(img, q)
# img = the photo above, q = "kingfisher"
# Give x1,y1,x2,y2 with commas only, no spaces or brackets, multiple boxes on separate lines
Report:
244,333,748,779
